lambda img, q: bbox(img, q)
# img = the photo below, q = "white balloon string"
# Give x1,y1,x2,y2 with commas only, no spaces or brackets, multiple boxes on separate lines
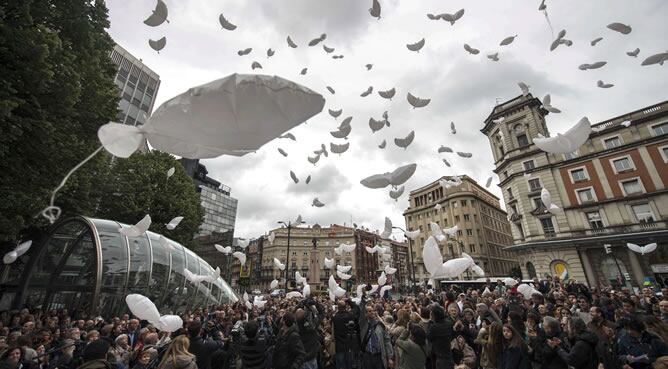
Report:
38,145,104,223
543,10,554,40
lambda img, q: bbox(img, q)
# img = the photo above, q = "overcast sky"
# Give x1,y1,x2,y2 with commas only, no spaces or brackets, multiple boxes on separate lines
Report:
106,0,668,239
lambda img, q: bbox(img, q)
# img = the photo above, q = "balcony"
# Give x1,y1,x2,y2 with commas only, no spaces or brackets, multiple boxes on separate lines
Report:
569,220,666,237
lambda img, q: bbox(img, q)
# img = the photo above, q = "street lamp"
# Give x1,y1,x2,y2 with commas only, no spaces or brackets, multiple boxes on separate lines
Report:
392,226,417,293
278,219,305,290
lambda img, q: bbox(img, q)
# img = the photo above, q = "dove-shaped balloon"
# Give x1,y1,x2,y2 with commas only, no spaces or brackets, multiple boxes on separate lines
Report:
303,283,311,297
534,117,591,154
369,0,381,19
143,0,169,27
295,271,307,285
237,48,252,56
429,222,447,242
381,217,393,239
407,38,425,52
457,152,473,158
463,44,479,55
404,230,420,240
442,9,465,25
286,291,303,299
267,48,275,57
268,232,276,244
308,33,326,46
389,186,404,201
607,22,632,35
365,245,383,254
330,125,352,139
394,131,415,149
166,167,175,178
3,240,32,264
312,198,325,207
324,257,335,269
237,238,250,249
232,252,246,265
378,140,386,149
378,88,396,100
485,176,493,188
326,86,336,94
360,163,417,189
287,36,298,48
120,215,151,237
149,37,166,53
439,176,462,189
438,146,453,153
590,37,603,46
330,142,350,155
504,278,518,286
329,109,342,119
641,52,668,66
540,188,562,214
518,82,530,96
328,275,346,297
360,86,373,97
550,29,573,51
369,118,386,133
380,285,393,297
597,80,614,89
290,171,299,184
626,48,640,58
492,117,505,124
378,271,387,286
500,35,517,46
273,258,286,271
323,45,335,53
541,94,561,113
579,62,607,70
251,61,262,70
337,270,353,280
278,148,288,157
166,216,184,230
218,13,237,30
300,68,308,75
442,159,451,167
487,53,499,61
450,122,457,134
279,133,296,141
308,155,320,165
184,269,209,284
337,265,352,273
215,244,232,254
626,242,657,255
407,93,430,108
384,265,397,275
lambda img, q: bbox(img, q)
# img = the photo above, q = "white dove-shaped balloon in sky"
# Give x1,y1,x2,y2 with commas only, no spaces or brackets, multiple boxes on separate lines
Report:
404,230,420,240
3,240,32,264
273,258,286,271
534,117,592,154
214,244,232,255
237,238,250,249
324,257,335,269
232,251,246,266
626,242,657,255
120,215,151,237
541,188,562,214
378,272,387,286
384,265,397,275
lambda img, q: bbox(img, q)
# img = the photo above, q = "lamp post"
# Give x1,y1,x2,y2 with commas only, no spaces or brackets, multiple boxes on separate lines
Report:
278,219,305,290
392,226,416,293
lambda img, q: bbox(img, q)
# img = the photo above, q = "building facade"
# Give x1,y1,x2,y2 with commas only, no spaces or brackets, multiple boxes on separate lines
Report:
379,239,409,290
404,175,517,284
481,95,668,288
109,44,160,127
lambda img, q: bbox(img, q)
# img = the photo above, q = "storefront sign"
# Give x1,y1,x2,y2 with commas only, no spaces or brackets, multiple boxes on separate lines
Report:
651,264,668,273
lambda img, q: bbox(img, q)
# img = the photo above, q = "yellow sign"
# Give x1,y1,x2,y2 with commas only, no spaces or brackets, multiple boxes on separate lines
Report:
240,259,252,277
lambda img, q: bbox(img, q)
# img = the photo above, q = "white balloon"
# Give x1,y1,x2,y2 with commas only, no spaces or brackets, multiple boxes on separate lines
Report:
404,230,420,240
274,258,286,271
98,122,145,158
337,270,352,280
232,251,246,265
215,244,232,254
337,265,352,273
384,265,397,275
534,117,592,154
270,279,279,289
119,215,151,237
324,257,335,269
380,285,393,297
378,272,387,286
125,294,160,323
166,216,184,230
237,238,250,249
303,284,311,297
626,242,657,255
154,315,183,332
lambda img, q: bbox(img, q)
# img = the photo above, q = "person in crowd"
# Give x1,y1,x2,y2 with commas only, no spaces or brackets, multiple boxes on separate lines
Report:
331,300,360,369
427,305,454,369
157,335,196,369
187,321,225,369
500,324,530,369
532,316,569,369
360,305,393,369
0,346,30,369
395,324,427,369
235,320,266,369
659,300,668,324
616,316,668,369
77,339,112,369
272,311,306,369
548,317,598,369
296,300,324,369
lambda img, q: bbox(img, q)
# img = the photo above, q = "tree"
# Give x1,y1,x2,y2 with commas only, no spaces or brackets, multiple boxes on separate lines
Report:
0,0,119,242
96,152,205,249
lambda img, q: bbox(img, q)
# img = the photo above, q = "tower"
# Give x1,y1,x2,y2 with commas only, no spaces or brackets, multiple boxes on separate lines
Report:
308,237,321,289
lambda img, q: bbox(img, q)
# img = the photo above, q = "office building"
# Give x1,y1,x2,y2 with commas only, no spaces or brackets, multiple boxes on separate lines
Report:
481,95,668,288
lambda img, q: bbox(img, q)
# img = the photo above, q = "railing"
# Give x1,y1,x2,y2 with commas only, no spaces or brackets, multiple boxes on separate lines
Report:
569,221,666,237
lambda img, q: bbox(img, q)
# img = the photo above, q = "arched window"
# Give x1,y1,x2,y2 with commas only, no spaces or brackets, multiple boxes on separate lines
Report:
526,262,537,279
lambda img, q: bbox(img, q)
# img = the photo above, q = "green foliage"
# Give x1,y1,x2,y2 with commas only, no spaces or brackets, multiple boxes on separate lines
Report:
0,0,119,242
96,152,205,250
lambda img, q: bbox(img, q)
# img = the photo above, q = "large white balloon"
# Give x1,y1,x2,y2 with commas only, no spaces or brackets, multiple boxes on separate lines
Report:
125,294,160,323
119,215,151,237
154,315,183,333
534,117,592,154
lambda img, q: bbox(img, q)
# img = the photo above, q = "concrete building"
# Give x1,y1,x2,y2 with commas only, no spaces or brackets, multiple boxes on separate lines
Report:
404,175,517,284
253,224,396,292
379,239,410,290
109,44,160,127
481,95,668,289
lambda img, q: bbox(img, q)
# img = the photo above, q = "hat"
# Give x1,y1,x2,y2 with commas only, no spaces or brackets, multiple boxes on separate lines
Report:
83,339,111,362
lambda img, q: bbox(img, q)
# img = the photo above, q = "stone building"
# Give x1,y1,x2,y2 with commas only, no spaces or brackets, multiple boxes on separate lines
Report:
404,176,517,284
481,95,668,288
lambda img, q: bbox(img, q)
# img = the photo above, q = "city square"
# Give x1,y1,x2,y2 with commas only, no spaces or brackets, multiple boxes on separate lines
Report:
1,1,667,369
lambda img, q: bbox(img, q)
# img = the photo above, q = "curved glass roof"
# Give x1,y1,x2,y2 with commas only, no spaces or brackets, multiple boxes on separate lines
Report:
0,216,237,318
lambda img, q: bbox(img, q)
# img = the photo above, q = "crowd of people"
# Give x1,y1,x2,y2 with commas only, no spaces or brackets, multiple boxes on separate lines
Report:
1,275,668,369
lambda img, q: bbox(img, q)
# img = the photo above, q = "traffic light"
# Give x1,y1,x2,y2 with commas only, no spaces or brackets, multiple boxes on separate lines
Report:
603,244,612,254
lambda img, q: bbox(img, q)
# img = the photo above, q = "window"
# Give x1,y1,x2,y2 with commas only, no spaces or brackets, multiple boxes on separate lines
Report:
564,151,579,160
661,146,668,162
507,188,514,200
528,178,542,192
652,122,668,136
457,230,463,236
532,197,543,209
523,160,535,170
577,188,595,203
631,204,655,222
461,200,467,207
604,137,622,149
517,134,529,148
612,157,633,173
516,223,525,238
454,215,460,222
466,229,473,236
621,178,643,195
586,211,604,229
540,218,556,237
570,168,587,182
470,244,476,253
452,202,458,208
463,214,470,221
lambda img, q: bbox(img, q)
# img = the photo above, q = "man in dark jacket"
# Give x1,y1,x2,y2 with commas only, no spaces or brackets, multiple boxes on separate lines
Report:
236,320,267,369
296,299,324,369
273,312,306,369
616,317,668,369
188,321,226,369
332,299,360,369
77,339,113,369
548,317,599,369
532,316,569,369
427,304,454,369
